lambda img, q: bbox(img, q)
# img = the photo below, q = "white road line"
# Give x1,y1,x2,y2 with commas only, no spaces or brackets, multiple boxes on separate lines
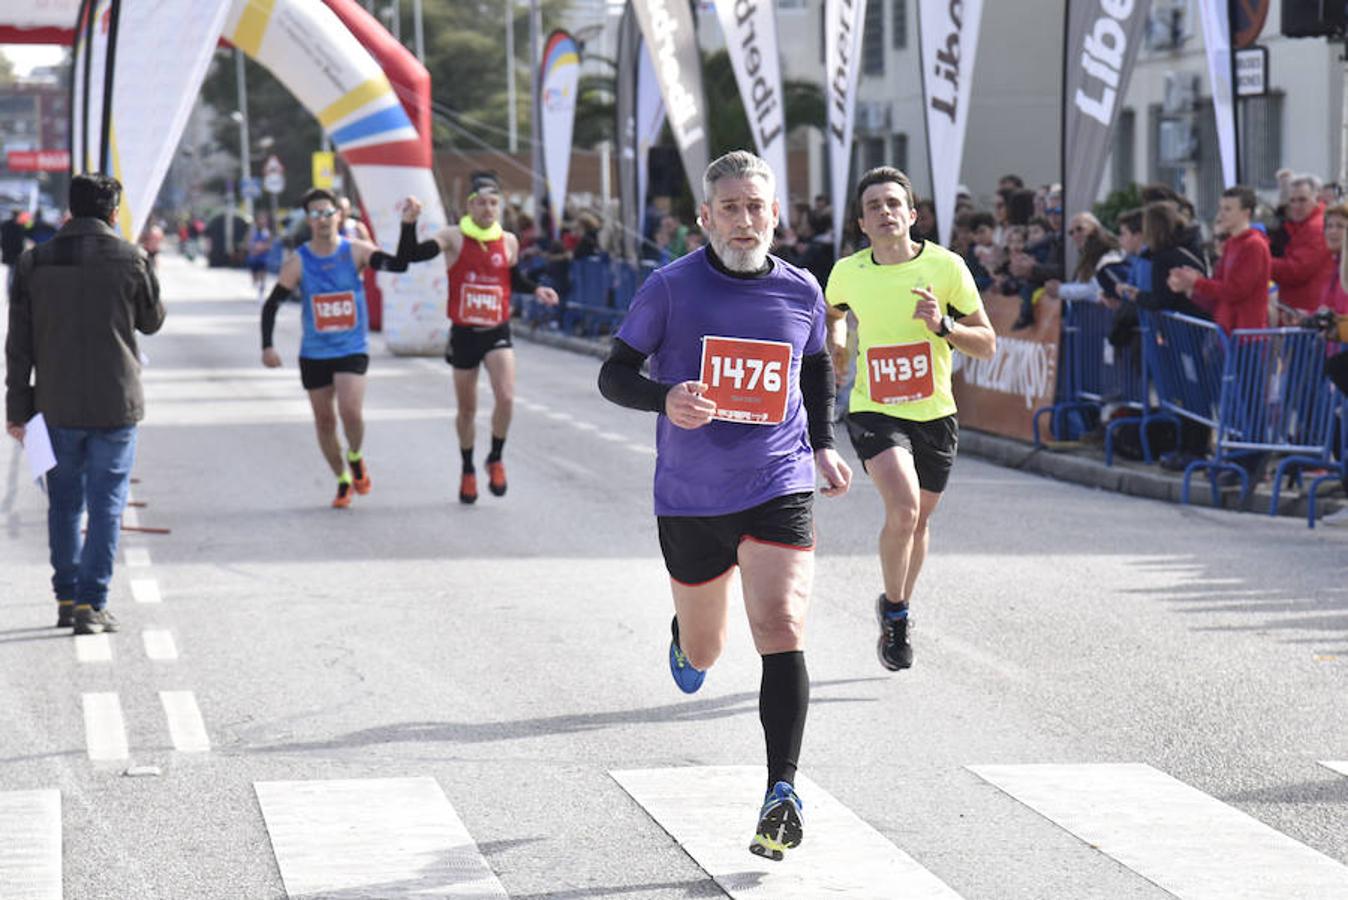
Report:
570,421,599,432
81,693,128,762
612,766,962,899
122,546,152,568
255,777,508,898
625,442,657,457
970,763,1348,899
74,634,112,664
122,498,140,529
159,691,210,753
596,431,627,442
130,578,161,605
542,409,571,421
142,629,178,661
1321,761,1348,778
0,790,61,900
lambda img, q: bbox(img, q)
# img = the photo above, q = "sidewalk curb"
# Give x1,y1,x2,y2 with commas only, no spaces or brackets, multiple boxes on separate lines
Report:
515,324,1343,523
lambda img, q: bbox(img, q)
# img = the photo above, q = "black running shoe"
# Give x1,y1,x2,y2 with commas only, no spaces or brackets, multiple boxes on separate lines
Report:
876,594,913,671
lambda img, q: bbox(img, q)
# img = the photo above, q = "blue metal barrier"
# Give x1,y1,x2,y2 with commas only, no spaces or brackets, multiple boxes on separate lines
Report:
1306,390,1347,528
1177,326,1336,510
1031,299,1156,460
563,255,617,335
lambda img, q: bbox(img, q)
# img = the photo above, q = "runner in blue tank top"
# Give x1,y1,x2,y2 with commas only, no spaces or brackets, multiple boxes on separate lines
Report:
259,188,416,508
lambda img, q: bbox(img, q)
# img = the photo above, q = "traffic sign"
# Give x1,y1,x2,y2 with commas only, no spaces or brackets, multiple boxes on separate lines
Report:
263,171,285,194
262,154,285,176
311,151,335,189
241,177,262,200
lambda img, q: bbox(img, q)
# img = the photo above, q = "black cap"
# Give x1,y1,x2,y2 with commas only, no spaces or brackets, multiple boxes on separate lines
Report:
468,171,502,197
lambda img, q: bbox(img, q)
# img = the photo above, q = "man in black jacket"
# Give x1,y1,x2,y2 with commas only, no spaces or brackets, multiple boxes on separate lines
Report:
5,174,165,635
1,208,26,299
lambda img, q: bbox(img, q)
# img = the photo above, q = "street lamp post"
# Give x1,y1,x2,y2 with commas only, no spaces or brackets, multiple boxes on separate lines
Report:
506,0,517,154
413,0,425,61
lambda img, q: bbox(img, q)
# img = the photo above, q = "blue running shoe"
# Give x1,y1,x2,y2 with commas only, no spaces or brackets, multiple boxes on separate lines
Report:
668,615,705,694
749,781,804,861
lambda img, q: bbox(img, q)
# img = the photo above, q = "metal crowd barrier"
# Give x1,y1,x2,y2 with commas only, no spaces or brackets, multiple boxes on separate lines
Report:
1032,298,1153,460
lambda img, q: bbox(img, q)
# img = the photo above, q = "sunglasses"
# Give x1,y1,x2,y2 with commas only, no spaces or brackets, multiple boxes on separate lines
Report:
1046,207,1063,215
307,208,339,220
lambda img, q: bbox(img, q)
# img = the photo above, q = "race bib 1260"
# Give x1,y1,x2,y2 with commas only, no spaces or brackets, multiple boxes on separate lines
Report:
699,336,792,425
865,341,934,404
311,290,357,333
457,283,504,326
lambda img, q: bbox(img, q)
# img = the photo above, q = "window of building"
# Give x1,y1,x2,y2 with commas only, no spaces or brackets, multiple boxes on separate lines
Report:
1147,102,1186,194
863,0,884,75
893,132,908,173
892,0,907,49
863,136,887,173
1112,108,1135,192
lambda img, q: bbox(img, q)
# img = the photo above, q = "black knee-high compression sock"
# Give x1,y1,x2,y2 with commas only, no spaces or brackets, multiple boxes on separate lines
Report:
486,435,506,463
760,651,809,790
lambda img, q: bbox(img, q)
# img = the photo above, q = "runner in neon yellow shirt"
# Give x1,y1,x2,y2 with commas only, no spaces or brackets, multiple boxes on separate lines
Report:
825,167,997,671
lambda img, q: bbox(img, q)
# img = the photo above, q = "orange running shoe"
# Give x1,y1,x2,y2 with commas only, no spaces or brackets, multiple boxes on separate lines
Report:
459,471,478,505
486,459,507,497
351,457,371,495
332,480,353,509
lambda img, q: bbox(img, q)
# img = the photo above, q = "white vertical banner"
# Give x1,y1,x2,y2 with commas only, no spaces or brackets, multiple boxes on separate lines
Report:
713,0,790,214
918,0,985,246
1198,0,1238,186
631,0,711,203
636,42,666,240
72,0,235,239
825,0,867,253
539,30,581,240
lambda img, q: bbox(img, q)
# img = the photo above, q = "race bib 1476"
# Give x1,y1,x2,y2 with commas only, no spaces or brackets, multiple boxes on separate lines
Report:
699,336,793,425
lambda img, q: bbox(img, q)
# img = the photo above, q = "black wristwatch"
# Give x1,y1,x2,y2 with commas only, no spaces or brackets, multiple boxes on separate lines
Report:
936,314,955,338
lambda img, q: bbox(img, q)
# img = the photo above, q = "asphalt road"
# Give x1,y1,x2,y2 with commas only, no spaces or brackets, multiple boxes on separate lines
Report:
2,254,1346,899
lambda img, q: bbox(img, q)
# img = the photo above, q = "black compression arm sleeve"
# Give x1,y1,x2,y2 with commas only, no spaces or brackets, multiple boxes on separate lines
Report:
598,338,672,414
261,283,292,349
396,221,442,263
800,350,836,450
367,250,408,273
510,264,539,295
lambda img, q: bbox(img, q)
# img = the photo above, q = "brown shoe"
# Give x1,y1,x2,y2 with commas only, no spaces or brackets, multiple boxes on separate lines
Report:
73,606,119,635
56,600,75,628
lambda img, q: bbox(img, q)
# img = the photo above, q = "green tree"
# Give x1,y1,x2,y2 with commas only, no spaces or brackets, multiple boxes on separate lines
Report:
701,49,825,157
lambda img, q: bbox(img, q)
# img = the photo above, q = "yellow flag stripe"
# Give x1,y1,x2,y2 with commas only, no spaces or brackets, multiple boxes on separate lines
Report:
232,0,277,57
107,123,134,240
318,78,394,129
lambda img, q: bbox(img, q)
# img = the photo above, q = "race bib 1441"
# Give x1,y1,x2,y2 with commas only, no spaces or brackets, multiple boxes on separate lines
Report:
311,290,357,333
699,336,793,425
458,283,504,326
865,341,934,404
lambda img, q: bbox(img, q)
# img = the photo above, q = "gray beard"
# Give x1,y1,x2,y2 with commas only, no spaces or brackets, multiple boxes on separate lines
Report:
708,231,770,273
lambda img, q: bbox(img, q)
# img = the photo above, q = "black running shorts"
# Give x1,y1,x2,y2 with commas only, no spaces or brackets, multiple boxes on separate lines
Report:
847,412,959,493
656,492,815,586
446,323,513,370
299,353,370,390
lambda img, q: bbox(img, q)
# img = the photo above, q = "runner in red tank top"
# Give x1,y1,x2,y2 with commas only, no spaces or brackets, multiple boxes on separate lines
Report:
395,173,559,503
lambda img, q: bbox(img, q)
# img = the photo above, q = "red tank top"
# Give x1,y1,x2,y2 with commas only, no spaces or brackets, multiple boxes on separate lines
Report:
447,233,512,327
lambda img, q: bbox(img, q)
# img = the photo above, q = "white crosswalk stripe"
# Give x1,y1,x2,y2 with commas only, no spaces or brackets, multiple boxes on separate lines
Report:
122,546,152,568
80,692,128,762
0,790,61,900
130,577,162,604
612,766,963,899
969,762,1348,899
1321,761,1348,778
74,633,112,663
159,691,210,753
142,628,178,661
255,777,508,898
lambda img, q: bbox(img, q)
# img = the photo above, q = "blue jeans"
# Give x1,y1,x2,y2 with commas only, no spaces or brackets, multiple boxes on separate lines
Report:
47,426,137,609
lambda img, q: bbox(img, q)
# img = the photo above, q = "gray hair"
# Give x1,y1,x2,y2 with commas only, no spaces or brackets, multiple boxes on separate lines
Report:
1290,173,1323,194
703,150,776,203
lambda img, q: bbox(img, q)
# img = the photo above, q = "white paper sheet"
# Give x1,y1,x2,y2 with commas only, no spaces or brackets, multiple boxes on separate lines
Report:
23,413,56,485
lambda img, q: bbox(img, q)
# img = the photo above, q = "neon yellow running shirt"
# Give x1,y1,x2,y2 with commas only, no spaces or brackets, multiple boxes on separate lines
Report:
825,241,982,422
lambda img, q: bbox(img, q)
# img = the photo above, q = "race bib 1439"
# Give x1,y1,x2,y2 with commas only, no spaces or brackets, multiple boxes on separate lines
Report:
865,341,934,404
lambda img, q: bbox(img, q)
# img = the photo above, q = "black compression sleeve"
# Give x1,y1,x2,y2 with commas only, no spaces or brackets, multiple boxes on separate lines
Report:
260,283,292,349
510,264,539,295
396,221,441,262
367,250,408,273
800,350,836,449
598,338,672,414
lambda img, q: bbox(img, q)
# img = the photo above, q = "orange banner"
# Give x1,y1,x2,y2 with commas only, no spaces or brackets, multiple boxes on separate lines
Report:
951,290,1062,442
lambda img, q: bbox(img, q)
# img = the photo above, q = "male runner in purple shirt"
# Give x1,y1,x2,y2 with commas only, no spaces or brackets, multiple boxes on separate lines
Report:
599,150,851,861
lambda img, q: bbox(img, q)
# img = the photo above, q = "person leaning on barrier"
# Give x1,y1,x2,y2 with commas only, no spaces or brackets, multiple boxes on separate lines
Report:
1043,213,1126,304
5,173,165,635
1119,201,1209,320
1271,174,1335,314
1168,186,1270,334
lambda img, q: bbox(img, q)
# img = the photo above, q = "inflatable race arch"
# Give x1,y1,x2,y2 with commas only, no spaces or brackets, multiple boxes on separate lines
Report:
7,0,449,355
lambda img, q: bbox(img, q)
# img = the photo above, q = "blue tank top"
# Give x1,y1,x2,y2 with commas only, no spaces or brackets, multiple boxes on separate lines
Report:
298,239,369,359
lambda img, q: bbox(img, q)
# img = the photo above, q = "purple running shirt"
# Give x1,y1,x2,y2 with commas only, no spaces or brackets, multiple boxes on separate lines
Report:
616,248,827,517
